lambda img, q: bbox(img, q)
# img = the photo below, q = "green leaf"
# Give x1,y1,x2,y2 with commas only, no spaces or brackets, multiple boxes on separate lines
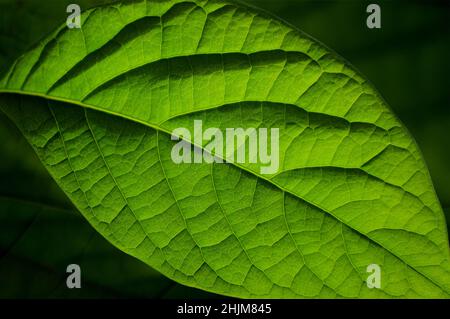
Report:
0,0,213,298
0,0,448,298
0,0,209,299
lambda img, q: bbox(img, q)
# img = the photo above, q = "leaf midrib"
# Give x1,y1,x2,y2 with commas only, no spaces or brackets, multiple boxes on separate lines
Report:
0,89,448,295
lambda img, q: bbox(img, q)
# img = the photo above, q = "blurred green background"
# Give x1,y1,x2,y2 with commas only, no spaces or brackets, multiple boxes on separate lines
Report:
0,0,448,298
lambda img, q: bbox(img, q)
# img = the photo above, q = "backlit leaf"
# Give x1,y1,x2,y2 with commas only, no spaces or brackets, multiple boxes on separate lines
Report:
0,0,448,298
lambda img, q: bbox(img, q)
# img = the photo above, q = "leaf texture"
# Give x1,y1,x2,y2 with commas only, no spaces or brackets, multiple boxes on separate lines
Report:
0,0,449,298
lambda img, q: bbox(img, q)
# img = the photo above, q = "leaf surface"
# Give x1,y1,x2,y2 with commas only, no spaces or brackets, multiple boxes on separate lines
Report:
0,0,212,298
0,0,449,298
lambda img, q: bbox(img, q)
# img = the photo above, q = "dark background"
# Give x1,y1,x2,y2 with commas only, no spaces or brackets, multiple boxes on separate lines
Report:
0,0,448,298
